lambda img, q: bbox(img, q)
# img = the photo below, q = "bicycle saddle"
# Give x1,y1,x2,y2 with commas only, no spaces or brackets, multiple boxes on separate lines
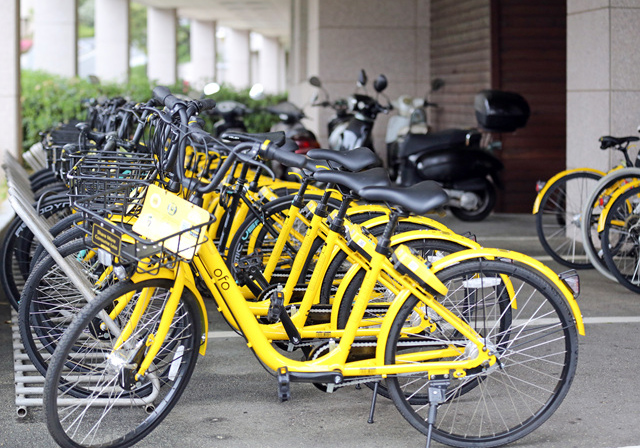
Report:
599,135,639,150
312,167,390,192
358,180,448,215
306,147,382,172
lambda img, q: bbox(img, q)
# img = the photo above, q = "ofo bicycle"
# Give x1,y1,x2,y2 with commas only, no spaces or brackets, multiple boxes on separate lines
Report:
43,91,583,448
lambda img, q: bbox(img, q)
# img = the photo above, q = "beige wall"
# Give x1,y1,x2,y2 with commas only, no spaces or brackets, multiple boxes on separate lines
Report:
567,1,640,170
288,0,431,161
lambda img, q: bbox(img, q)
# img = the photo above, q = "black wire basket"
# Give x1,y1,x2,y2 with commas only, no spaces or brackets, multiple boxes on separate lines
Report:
66,150,158,209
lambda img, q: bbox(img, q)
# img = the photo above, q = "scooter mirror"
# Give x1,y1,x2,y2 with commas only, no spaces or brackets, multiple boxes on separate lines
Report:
373,74,388,93
203,82,220,96
309,76,322,88
249,83,265,100
358,69,368,87
431,78,445,92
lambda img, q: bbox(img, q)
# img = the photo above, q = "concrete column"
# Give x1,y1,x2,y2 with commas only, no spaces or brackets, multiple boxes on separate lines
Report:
147,7,177,85
259,35,280,94
567,1,640,170
95,0,129,83
0,0,21,166
289,0,429,157
33,0,77,77
190,19,217,89
225,28,250,89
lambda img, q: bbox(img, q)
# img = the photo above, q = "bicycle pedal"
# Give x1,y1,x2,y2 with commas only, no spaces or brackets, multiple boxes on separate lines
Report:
277,366,291,402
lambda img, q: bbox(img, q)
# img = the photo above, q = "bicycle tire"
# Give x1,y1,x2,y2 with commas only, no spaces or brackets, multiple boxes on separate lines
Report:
535,170,602,268
19,237,119,376
581,168,640,280
44,278,201,448
385,259,579,448
0,195,71,310
600,183,640,293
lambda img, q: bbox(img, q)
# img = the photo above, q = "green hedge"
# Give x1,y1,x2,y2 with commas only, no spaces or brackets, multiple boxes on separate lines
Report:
21,69,287,151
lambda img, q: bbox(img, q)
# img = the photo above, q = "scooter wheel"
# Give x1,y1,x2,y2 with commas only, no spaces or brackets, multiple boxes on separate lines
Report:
450,181,496,222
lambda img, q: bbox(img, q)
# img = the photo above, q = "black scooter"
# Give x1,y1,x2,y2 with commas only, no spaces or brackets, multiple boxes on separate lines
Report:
205,100,252,138
310,69,391,155
388,88,530,221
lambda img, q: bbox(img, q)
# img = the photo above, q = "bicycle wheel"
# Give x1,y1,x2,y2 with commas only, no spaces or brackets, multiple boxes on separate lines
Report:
44,278,201,448
385,259,579,447
582,168,640,280
601,184,640,293
0,195,72,310
19,237,121,376
535,170,602,268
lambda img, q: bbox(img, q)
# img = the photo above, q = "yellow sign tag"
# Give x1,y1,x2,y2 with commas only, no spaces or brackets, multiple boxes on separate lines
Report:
91,224,122,257
132,184,211,259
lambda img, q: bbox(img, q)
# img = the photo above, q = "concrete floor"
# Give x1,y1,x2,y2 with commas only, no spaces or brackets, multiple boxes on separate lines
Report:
1,212,640,447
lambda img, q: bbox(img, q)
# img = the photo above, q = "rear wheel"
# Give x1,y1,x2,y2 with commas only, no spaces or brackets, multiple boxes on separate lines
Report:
44,278,201,448
385,259,578,447
449,180,496,222
600,184,640,293
536,171,602,268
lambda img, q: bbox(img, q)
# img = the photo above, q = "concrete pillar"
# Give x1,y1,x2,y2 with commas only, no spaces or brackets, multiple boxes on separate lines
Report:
225,28,250,89
288,0,430,157
0,0,21,166
259,35,280,94
33,0,77,77
147,7,177,86
95,0,129,83
190,19,217,89
567,1,640,170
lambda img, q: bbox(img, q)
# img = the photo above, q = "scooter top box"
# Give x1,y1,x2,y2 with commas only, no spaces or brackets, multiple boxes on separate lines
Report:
474,90,530,133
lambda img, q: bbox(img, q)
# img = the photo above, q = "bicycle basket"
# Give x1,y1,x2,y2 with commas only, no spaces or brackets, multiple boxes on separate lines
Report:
74,183,213,272
67,150,158,209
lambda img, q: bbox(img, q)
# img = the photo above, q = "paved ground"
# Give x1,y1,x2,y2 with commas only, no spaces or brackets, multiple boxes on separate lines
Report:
1,209,640,447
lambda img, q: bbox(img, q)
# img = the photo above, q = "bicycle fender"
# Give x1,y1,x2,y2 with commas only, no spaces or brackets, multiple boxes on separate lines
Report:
532,168,606,214
373,289,414,365
430,248,585,335
130,264,209,355
360,214,451,233
596,179,640,232
388,229,480,250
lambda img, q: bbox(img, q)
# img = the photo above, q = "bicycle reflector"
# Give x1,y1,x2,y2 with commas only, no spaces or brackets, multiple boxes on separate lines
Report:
535,180,546,192
558,270,580,298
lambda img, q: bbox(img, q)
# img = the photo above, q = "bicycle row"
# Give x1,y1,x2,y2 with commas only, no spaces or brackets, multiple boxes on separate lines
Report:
534,133,640,293
2,88,583,448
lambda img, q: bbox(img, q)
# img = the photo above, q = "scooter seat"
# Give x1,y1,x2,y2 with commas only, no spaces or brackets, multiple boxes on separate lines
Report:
312,167,390,192
399,129,479,159
307,147,382,171
358,181,448,216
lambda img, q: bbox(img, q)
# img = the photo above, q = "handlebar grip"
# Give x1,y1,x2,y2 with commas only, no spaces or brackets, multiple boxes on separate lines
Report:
199,98,217,112
263,139,308,169
152,86,183,110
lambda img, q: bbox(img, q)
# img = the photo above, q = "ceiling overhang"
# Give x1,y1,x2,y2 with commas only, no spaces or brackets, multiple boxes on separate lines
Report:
135,0,290,41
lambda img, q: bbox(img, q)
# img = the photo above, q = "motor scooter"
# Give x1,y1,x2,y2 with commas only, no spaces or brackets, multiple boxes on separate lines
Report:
388,85,530,221
205,100,252,138
266,100,321,179
310,69,390,158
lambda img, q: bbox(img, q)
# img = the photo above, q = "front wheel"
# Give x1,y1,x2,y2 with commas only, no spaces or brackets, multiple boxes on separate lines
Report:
44,278,201,448
385,259,579,448
449,180,496,222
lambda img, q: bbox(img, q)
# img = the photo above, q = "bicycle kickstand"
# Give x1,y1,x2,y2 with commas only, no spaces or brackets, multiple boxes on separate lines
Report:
425,377,450,448
367,381,380,424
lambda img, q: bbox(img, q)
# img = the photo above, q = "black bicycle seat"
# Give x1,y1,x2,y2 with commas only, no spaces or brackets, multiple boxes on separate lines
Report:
312,167,390,192
307,147,382,172
599,135,640,150
358,180,448,215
